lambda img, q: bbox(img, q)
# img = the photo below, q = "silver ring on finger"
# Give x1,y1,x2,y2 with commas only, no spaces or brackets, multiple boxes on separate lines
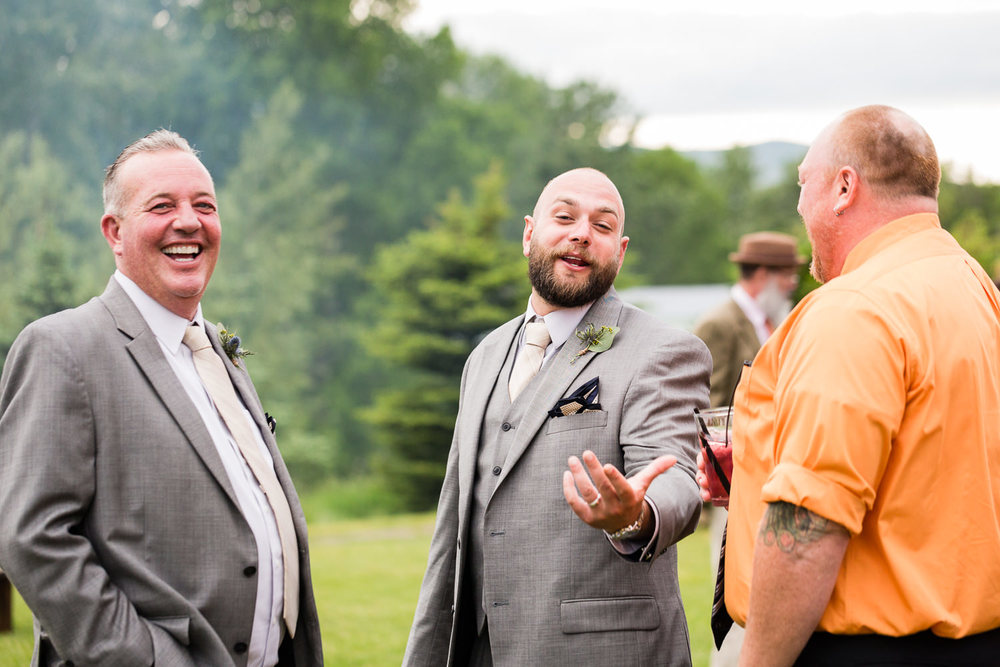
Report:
588,494,602,508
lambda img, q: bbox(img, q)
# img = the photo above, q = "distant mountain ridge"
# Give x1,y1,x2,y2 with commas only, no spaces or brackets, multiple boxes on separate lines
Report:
681,141,807,187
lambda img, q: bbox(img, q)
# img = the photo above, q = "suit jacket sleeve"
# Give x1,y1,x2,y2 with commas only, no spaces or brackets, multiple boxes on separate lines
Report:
621,331,711,560
402,356,471,667
0,322,192,666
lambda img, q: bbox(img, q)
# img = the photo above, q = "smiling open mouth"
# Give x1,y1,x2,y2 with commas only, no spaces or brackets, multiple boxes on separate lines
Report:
162,244,201,262
561,255,590,268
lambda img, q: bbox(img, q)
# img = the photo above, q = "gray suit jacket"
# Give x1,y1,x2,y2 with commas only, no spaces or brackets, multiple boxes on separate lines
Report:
0,279,322,666
692,298,760,408
403,292,711,666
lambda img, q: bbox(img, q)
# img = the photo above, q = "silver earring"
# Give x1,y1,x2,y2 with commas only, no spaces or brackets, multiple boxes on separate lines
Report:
834,208,843,217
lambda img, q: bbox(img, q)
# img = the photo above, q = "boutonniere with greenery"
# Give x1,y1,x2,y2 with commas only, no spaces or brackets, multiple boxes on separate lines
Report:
571,323,620,364
218,323,254,366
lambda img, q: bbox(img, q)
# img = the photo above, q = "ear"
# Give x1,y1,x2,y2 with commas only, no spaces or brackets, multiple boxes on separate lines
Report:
522,215,534,258
835,166,859,213
742,265,770,296
100,213,124,257
617,235,630,270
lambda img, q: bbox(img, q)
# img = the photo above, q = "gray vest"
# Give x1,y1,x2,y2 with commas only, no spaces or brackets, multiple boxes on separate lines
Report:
467,326,548,632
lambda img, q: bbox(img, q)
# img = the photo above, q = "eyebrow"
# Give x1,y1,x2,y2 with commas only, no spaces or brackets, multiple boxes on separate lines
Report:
553,197,620,219
142,190,216,205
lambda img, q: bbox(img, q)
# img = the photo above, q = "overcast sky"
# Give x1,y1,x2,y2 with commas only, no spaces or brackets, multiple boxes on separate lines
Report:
404,0,1000,183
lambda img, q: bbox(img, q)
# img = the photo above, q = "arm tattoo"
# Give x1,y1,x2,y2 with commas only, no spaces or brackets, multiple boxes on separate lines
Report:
760,501,843,554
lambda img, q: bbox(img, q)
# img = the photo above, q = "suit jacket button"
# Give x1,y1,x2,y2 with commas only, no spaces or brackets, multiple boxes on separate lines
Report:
492,466,502,476
234,641,248,654
501,422,512,431
243,566,257,577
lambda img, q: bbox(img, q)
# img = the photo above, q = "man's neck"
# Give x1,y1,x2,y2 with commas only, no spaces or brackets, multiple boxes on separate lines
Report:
530,291,559,316
828,197,939,280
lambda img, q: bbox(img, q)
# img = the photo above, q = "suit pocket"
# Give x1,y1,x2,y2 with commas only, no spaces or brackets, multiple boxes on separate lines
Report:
147,615,191,646
560,596,661,634
545,410,608,434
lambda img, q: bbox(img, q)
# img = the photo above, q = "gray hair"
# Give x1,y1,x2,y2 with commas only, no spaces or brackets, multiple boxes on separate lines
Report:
102,129,199,216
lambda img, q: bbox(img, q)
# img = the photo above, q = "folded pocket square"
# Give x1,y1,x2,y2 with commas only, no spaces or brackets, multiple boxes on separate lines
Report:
548,377,602,418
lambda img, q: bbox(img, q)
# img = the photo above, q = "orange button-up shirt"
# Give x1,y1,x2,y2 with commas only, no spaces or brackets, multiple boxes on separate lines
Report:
727,213,1000,638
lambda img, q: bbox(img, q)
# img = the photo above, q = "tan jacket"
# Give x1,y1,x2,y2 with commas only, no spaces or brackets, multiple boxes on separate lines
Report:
693,298,760,407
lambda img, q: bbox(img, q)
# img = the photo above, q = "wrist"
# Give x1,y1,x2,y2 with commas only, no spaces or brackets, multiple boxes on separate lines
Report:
605,500,650,541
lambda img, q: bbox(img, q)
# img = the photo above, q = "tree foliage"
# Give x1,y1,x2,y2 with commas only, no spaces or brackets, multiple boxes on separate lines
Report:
1,1,997,506
364,164,525,507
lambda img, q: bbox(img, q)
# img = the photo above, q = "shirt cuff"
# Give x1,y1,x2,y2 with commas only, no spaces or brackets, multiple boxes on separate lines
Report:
762,462,867,536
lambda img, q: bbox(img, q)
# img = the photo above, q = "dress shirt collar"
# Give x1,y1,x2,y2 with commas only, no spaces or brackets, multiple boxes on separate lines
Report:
524,298,593,352
840,213,941,276
113,270,204,353
730,283,769,344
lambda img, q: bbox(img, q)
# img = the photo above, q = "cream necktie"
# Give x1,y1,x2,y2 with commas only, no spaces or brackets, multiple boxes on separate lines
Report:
509,318,551,400
183,324,299,636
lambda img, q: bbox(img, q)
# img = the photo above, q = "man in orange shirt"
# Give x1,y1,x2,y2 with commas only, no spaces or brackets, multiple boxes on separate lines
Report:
702,105,1000,665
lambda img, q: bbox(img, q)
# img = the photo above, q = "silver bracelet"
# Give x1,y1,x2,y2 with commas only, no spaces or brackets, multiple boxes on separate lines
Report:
605,513,644,541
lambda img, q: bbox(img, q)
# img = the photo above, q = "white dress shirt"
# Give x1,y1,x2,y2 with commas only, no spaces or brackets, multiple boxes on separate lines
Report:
516,299,592,364
730,283,770,345
114,272,284,667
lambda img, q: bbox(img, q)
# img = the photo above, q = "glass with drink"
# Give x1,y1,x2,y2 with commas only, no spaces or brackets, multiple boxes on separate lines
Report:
695,406,733,506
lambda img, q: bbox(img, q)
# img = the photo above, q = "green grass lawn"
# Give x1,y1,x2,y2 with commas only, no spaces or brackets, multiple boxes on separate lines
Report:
0,514,714,666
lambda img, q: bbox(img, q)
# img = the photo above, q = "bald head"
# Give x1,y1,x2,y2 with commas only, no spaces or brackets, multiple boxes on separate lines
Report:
826,105,940,201
523,167,629,313
532,168,625,232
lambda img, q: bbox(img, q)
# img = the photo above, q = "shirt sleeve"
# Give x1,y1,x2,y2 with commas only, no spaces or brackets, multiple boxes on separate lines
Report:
760,290,908,535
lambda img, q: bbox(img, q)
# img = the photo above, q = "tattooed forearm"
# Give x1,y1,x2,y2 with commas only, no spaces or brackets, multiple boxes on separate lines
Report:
760,501,846,554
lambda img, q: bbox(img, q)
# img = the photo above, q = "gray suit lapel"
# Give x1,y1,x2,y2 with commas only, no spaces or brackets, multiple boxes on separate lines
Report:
100,280,242,511
456,316,523,531
495,292,625,489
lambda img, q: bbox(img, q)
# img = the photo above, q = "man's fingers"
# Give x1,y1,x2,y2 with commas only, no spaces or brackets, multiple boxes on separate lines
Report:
580,450,616,498
578,451,676,500
562,469,587,515
567,455,602,505
629,455,677,494
696,471,712,501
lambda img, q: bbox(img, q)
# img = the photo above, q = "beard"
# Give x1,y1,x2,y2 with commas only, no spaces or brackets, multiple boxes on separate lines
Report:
809,250,830,284
809,258,823,283
527,240,620,308
756,277,793,325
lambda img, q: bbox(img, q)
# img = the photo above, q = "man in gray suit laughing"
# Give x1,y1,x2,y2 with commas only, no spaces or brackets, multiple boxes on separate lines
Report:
0,130,322,666
404,168,711,666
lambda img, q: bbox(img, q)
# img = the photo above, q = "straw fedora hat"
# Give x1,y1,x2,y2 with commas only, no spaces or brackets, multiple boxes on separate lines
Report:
728,231,806,267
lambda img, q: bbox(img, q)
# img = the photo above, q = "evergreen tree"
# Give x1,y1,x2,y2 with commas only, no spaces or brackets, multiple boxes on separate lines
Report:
211,81,352,486
0,133,102,363
364,163,525,508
